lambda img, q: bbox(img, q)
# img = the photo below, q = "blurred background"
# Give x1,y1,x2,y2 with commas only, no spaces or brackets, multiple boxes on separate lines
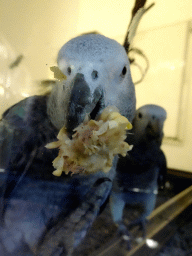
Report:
0,0,192,173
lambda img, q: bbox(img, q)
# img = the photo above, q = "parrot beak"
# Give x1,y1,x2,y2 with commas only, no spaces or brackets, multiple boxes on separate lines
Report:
66,73,104,135
146,120,163,140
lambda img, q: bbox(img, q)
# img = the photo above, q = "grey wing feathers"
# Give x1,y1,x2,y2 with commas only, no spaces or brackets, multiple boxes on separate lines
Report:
0,119,14,169
36,178,112,256
0,97,31,169
157,149,167,189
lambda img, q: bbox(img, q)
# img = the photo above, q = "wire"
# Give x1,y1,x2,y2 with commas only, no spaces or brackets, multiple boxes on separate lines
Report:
128,47,149,84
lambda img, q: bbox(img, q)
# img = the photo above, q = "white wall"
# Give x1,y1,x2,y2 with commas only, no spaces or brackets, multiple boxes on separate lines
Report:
0,0,80,80
0,0,192,172
0,0,148,80
1,0,192,79
131,21,192,173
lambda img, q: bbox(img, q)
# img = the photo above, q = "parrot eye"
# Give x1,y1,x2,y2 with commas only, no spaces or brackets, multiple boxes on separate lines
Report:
138,113,142,118
91,70,98,80
67,67,72,75
121,66,127,77
152,115,155,120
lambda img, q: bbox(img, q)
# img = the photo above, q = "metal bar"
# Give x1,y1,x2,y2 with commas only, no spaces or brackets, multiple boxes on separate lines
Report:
90,185,192,256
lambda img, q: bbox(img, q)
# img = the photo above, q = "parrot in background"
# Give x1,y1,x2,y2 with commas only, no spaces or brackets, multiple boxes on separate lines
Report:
110,104,167,242
0,34,136,255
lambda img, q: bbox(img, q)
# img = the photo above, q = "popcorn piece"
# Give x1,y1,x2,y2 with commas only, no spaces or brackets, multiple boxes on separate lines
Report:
50,66,67,80
46,107,133,176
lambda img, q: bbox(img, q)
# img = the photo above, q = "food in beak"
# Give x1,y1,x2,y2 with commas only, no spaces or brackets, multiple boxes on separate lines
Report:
46,106,133,176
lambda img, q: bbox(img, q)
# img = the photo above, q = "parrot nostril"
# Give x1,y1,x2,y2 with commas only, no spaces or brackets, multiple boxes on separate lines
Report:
91,70,98,80
67,67,72,75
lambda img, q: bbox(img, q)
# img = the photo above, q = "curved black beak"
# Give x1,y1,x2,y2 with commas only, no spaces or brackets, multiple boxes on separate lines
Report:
66,73,91,135
146,120,163,143
66,72,105,137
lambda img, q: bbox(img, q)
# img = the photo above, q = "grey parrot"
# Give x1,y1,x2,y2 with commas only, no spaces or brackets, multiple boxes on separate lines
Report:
110,104,167,241
0,34,135,255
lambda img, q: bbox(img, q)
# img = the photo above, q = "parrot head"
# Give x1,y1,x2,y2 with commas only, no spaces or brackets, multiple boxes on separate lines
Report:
47,34,136,134
132,104,167,145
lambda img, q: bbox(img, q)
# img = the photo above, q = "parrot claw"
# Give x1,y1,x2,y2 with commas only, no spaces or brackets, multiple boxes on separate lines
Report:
117,222,132,250
139,220,147,239
127,219,147,239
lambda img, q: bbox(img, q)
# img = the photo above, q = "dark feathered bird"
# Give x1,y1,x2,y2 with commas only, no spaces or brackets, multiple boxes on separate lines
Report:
0,34,135,256
110,104,167,241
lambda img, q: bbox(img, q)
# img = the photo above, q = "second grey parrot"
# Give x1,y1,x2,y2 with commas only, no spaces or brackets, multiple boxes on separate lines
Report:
110,104,167,242
0,34,135,255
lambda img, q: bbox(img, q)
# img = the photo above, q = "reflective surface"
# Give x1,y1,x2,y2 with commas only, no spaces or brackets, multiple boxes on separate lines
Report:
0,1,192,255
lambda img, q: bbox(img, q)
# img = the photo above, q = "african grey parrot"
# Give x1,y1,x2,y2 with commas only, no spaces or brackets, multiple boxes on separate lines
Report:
0,34,135,255
110,104,167,241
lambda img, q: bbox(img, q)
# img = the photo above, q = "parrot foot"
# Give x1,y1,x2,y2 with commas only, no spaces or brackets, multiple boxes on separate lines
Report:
128,219,147,239
116,221,132,250
135,236,145,244
139,220,147,239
